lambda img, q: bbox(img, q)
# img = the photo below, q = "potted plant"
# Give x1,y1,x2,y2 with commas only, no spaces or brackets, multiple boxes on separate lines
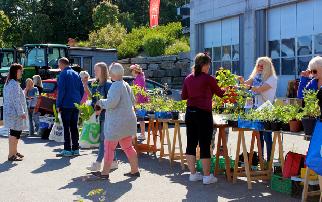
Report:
301,90,320,137
284,105,303,132
172,100,186,120
270,105,284,131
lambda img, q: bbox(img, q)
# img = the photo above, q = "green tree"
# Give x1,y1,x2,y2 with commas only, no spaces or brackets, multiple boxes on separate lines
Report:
88,23,126,49
0,10,10,46
92,0,119,29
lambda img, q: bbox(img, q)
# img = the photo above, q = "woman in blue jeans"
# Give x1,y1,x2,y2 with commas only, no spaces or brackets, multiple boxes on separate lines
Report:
239,57,277,161
86,62,118,171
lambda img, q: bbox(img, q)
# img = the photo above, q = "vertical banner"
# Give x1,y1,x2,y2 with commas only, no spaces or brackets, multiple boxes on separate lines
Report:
150,0,160,28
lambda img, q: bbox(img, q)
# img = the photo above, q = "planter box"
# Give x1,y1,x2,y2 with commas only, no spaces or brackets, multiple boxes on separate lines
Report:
238,119,252,129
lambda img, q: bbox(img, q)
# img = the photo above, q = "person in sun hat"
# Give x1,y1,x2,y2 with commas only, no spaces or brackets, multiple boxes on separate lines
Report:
130,64,148,140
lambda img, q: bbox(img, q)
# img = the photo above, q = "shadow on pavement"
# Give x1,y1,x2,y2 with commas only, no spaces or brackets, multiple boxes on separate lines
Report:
32,158,71,174
60,175,136,201
0,161,17,173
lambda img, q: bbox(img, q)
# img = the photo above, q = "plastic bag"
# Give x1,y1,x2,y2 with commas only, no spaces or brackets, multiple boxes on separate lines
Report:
306,121,322,175
49,113,64,142
79,114,100,148
256,100,274,111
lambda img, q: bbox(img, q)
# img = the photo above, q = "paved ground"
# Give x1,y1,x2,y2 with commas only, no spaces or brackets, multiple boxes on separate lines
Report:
0,126,314,202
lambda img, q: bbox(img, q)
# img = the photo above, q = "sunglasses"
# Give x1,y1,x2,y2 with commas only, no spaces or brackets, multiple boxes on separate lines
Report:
257,64,264,68
311,69,318,74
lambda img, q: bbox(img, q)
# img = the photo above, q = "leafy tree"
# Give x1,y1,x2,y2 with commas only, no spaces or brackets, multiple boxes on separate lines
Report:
88,23,126,49
92,0,119,29
0,10,10,46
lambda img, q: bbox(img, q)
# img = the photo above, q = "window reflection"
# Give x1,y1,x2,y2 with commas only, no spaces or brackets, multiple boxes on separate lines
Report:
298,56,312,72
232,44,239,61
272,58,280,75
314,34,322,54
221,46,231,61
213,47,221,61
297,36,312,56
281,58,295,75
281,38,295,57
269,40,280,59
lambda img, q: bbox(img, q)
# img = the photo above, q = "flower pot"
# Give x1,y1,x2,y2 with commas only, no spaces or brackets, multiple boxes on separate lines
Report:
281,123,290,131
271,121,282,131
228,120,238,128
263,121,272,130
171,111,179,120
301,117,317,137
289,120,302,132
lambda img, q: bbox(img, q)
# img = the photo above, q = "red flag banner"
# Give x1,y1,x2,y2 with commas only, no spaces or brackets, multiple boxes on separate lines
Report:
150,0,160,28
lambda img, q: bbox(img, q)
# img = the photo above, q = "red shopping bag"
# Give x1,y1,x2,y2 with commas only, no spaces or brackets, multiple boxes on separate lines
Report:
282,152,305,178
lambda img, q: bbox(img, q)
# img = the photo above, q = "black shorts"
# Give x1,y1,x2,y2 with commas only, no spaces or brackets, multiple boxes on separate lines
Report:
10,129,22,139
185,107,213,159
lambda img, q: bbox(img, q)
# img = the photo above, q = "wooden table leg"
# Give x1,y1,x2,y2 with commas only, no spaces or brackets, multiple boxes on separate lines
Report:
221,127,232,182
177,123,185,170
277,132,284,170
302,167,310,202
147,119,153,147
171,123,178,164
165,122,172,162
249,132,256,168
159,122,165,160
241,130,252,190
319,176,322,202
269,132,278,173
214,128,222,177
233,130,242,184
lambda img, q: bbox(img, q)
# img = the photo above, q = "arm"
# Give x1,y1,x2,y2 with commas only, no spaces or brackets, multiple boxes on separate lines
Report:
97,83,121,110
181,80,188,100
79,77,85,99
56,73,66,109
297,76,311,99
12,84,26,117
209,76,225,98
238,76,253,86
83,83,91,98
251,83,272,93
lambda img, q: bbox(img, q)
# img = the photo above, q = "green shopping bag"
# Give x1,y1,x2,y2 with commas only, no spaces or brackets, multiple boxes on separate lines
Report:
79,115,100,148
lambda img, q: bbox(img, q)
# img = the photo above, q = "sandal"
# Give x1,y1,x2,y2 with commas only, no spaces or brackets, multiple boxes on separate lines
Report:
8,155,23,161
92,171,109,180
16,153,24,158
124,172,140,177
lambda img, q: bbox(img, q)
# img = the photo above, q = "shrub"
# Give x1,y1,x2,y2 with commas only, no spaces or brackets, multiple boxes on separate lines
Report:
156,22,182,43
88,23,126,49
143,33,167,57
117,41,139,59
165,40,190,55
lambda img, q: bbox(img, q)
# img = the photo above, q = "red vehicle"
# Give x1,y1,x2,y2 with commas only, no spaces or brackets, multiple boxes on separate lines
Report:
42,79,58,98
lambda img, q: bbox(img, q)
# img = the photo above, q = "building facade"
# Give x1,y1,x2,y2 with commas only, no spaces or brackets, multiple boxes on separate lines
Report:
190,0,322,97
69,47,117,76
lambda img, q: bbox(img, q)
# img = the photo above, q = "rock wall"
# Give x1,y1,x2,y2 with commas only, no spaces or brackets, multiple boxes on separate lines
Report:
118,52,191,89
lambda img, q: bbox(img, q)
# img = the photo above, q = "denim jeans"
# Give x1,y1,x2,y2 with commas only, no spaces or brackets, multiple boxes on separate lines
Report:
61,108,79,151
260,131,273,161
28,108,39,136
96,120,117,163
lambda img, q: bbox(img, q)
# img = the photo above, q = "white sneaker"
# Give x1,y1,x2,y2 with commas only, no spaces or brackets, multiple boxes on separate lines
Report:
189,172,203,181
111,160,118,170
203,174,218,185
86,162,101,172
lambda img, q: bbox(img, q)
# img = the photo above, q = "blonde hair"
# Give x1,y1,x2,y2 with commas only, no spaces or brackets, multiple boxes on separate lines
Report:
25,78,34,92
94,62,109,85
32,75,43,88
79,71,90,80
109,63,124,77
249,56,277,81
308,56,322,72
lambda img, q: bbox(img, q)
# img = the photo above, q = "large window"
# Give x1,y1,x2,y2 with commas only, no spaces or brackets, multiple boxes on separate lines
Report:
1,51,14,67
268,1,322,75
204,17,240,75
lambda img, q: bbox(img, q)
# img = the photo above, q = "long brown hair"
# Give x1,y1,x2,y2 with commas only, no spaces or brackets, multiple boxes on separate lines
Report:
193,53,211,76
6,63,23,84
94,62,109,85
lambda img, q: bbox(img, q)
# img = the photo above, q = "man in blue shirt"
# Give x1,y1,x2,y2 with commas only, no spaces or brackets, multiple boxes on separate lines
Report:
56,57,84,157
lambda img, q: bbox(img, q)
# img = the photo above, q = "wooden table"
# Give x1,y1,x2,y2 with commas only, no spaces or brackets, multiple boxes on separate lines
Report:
159,119,173,162
214,123,232,182
135,116,163,154
170,119,186,170
301,168,321,202
232,129,284,189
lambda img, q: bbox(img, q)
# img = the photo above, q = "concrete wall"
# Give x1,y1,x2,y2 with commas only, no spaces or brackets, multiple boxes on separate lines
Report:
118,53,191,89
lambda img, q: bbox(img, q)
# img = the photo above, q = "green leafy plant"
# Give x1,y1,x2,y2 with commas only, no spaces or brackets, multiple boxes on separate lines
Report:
165,40,190,55
53,104,59,123
74,103,95,125
302,89,320,118
143,33,168,57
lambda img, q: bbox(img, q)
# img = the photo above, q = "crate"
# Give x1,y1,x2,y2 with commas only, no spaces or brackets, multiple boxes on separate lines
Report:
196,157,235,173
271,174,292,195
300,168,318,181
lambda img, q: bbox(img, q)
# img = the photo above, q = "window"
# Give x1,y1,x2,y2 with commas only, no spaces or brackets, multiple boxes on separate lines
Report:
26,47,45,67
83,57,92,75
42,82,57,94
1,51,14,67
268,2,322,75
48,48,60,68
204,16,240,75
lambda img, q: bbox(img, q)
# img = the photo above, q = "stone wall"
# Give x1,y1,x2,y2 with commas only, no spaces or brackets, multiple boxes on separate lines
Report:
118,52,191,89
